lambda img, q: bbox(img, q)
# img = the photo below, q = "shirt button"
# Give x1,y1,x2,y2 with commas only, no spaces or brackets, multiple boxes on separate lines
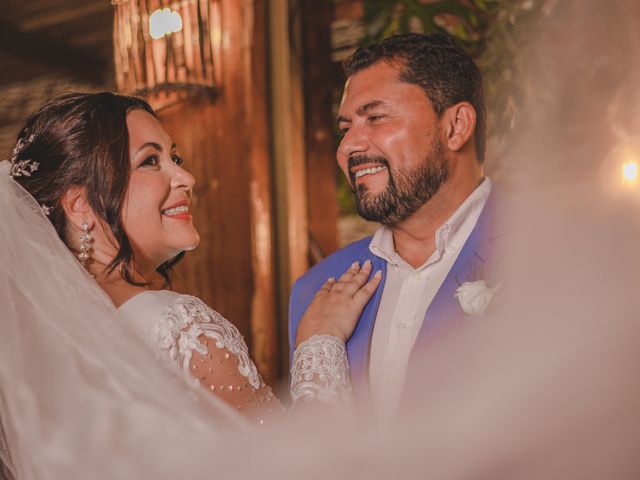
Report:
398,323,408,332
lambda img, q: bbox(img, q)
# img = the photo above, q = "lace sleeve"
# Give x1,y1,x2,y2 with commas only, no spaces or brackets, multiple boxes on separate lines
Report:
290,334,352,405
150,295,282,424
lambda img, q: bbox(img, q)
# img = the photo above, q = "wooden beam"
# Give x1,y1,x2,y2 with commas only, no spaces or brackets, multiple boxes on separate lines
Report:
0,20,109,85
269,0,310,373
246,0,280,386
301,0,339,261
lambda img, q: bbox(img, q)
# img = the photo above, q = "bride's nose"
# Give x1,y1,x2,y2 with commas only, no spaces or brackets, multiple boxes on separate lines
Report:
171,166,195,191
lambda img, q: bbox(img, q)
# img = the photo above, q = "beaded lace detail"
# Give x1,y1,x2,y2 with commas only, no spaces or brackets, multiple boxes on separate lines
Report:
150,294,263,390
290,334,352,404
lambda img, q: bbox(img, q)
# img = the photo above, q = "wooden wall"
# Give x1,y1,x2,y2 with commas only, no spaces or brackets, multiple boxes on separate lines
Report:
151,0,279,385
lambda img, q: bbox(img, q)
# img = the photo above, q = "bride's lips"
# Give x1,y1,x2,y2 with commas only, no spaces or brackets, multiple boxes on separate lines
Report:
161,200,192,221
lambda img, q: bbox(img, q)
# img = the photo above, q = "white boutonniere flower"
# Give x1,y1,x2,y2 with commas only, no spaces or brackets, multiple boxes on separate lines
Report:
455,280,501,315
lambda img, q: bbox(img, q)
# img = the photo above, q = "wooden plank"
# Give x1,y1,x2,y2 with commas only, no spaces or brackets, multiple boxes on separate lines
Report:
246,0,280,385
156,97,255,358
269,0,310,375
301,0,339,261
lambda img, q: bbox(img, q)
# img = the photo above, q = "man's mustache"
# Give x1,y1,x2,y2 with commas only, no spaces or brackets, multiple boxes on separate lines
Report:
347,155,389,186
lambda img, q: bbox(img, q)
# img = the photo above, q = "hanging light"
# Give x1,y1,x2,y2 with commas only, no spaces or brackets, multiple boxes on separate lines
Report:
149,8,183,40
112,0,221,97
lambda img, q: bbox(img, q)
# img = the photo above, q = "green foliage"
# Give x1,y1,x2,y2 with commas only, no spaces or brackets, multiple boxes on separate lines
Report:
477,1,546,145
361,0,500,56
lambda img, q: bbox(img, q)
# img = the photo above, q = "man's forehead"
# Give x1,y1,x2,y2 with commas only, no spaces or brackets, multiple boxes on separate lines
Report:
339,65,428,115
345,62,402,91
339,67,400,111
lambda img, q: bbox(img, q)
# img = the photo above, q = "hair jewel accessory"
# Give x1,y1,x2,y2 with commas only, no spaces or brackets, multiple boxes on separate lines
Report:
8,134,38,178
41,204,52,216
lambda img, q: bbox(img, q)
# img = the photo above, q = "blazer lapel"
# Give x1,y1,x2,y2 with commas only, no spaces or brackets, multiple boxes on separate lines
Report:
414,187,502,348
346,252,387,397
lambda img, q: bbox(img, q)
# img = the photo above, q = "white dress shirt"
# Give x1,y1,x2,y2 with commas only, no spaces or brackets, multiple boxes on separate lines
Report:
368,177,492,420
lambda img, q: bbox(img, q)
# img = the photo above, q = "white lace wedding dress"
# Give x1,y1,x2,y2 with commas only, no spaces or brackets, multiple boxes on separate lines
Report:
120,290,280,422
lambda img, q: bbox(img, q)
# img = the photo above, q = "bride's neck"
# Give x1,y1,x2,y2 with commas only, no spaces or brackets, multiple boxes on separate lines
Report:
92,263,164,308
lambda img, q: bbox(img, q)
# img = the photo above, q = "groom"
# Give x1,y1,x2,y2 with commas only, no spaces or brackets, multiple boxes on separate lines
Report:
289,33,503,417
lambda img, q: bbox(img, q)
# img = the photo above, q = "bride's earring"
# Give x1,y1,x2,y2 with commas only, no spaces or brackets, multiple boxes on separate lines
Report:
78,222,92,268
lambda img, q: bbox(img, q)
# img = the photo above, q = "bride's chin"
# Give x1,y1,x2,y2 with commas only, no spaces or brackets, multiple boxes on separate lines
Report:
184,233,200,251
182,243,199,252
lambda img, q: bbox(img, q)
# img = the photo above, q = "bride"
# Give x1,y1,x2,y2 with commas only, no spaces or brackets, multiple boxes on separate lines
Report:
0,92,380,479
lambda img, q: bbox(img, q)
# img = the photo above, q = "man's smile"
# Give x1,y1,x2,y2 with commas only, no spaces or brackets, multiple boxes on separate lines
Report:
353,165,388,179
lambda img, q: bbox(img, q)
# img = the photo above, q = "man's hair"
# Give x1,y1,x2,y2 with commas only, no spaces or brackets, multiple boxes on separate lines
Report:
344,33,486,163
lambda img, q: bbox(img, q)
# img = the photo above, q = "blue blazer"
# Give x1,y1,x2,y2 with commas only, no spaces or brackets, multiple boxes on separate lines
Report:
289,188,504,401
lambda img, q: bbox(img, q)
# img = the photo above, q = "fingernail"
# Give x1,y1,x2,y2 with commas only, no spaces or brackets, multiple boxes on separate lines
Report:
327,277,335,282
374,270,382,278
363,260,372,268
350,261,360,269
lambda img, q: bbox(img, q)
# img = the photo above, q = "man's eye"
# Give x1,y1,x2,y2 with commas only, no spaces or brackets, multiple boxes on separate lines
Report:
172,154,184,166
141,155,158,167
368,114,385,122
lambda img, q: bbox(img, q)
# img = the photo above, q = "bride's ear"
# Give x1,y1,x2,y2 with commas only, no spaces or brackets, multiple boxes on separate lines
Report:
61,186,95,231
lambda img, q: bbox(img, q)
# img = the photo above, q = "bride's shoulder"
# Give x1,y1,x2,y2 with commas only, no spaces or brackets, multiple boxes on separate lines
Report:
119,289,221,319
119,290,259,389
118,289,228,337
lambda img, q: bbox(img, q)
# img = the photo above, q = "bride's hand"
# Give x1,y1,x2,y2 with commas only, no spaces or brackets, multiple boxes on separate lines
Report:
295,260,382,347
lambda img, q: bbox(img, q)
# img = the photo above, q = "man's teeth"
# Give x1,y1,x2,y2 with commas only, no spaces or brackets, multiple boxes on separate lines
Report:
354,166,387,179
162,205,189,215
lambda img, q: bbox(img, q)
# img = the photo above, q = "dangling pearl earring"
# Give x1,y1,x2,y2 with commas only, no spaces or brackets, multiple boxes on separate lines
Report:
78,222,92,268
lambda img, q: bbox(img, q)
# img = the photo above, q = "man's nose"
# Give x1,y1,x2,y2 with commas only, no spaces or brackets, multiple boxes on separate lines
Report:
338,126,369,159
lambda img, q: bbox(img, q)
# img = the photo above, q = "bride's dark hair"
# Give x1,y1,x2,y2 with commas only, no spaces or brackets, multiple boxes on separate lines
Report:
12,91,183,286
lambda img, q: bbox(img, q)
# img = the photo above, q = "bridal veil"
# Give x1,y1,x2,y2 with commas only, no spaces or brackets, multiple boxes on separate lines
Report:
0,160,245,479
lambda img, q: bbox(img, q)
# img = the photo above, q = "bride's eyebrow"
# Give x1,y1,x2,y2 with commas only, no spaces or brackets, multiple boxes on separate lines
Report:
135,142,163,154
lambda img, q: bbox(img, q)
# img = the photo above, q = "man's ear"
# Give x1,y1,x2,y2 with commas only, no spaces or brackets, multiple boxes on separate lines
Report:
443,102,476,153
61,186,95,230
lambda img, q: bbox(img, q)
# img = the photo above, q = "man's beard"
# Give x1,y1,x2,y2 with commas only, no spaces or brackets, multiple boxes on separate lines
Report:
349,137,448,226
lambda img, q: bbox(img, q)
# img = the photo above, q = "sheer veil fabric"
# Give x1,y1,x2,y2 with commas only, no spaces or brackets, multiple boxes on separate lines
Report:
0,160,246,480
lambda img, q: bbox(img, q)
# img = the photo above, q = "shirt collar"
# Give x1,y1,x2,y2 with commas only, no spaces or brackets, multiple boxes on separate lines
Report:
441,176,492,249
369,177,492,267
